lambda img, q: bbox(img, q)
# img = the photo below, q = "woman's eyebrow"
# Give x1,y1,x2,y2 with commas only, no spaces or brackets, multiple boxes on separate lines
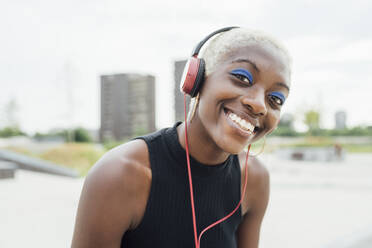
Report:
231,58,260,73
275,82,290,92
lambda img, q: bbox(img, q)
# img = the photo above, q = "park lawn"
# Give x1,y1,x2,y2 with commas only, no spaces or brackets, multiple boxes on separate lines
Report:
279,143,372,153
39,143,105,176
342,144,372,153
4,143,105,176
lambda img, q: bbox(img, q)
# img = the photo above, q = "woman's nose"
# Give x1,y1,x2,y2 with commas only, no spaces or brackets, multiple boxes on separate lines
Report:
240,88,267,116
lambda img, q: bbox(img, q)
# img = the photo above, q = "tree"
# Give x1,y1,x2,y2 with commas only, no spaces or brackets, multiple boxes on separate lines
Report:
0,126,25,137
304,110,320,134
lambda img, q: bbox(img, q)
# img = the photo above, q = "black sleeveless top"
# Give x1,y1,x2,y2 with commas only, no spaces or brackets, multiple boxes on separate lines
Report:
121,123,242,248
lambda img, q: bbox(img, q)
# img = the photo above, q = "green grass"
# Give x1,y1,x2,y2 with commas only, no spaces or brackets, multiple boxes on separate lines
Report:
272,136,372,153
281,144,372,153
342,144,372,153
245,135,372,154
4,143,105,176
39,143,105,176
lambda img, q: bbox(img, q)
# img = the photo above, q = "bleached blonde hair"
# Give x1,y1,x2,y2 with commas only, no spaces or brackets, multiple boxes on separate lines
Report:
199,27,292,76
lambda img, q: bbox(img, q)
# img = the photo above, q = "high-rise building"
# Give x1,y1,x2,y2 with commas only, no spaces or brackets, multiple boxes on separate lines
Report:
335,111,347,129
100,73,156,142
174,60,191,122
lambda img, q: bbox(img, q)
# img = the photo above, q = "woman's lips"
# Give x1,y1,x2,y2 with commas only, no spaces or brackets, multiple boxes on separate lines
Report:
223,108,257,138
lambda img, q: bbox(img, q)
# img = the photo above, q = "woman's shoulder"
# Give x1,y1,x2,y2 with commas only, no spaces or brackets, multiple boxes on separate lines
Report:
72,139,152,246
84,139,152,227
237,151,269,184
88,139,151,188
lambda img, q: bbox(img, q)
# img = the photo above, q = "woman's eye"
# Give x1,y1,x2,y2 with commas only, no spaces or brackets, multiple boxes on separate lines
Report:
269,92,285,106
234,74,251,84
270,95,283,105
230,68,253,85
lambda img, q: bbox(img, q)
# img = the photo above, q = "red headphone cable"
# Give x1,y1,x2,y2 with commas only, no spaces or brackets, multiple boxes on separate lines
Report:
184,94,251,248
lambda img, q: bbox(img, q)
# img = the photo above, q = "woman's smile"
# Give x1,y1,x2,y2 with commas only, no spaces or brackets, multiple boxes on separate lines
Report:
222,106,259,138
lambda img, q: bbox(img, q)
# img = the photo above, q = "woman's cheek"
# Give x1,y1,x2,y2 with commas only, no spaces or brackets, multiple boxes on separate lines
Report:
267,114,281,133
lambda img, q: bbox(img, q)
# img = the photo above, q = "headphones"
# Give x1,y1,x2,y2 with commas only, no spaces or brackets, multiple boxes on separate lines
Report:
180,27,250,248
180,26,239,98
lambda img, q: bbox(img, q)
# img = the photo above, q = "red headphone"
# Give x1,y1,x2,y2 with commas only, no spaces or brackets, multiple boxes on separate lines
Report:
180,26,239,97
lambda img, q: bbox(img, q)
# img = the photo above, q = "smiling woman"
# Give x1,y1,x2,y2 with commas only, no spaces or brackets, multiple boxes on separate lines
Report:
71,27,292,248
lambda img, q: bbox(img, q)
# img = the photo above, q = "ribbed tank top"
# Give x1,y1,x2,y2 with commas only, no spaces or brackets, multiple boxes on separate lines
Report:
121,122,242,248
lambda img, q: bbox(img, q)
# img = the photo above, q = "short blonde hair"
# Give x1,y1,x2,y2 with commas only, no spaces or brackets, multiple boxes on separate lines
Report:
199,27,292,76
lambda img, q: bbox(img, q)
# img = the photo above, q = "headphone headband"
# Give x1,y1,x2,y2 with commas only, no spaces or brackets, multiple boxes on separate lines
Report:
191,26,239,57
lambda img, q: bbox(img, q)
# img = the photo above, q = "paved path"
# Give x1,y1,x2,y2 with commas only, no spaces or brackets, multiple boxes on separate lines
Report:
0,171,83,248
260,153,372,248
1,154,372,247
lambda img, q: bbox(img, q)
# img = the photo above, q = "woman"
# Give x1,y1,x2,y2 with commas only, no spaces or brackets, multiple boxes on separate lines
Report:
72,27,291,248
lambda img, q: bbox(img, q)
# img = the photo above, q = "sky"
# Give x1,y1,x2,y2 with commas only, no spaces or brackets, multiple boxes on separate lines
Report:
1,0,371,133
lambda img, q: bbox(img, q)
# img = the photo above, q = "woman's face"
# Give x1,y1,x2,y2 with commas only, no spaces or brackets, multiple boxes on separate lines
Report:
196,43,291,154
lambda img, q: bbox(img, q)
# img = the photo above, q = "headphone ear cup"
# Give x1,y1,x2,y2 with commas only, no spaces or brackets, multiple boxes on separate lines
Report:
190,58,205,97
180,57,205,97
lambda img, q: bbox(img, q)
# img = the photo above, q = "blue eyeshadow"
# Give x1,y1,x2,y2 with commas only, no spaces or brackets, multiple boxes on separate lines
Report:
269,92,286,104
230,68,253,84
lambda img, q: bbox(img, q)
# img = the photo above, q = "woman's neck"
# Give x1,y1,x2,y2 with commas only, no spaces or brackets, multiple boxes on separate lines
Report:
177,120,230,165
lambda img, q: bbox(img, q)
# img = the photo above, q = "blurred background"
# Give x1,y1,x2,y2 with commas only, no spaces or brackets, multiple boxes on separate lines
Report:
1,0,371,247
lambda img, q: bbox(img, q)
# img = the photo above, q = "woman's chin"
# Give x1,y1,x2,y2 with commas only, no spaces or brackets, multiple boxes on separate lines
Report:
217,139,248,155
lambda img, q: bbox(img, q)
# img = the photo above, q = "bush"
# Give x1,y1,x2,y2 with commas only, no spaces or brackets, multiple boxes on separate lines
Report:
33,127,93,142
73,127,92,143
0,126,26,137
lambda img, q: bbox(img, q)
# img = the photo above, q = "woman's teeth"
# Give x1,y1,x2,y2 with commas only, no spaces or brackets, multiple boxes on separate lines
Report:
228,112,255,133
